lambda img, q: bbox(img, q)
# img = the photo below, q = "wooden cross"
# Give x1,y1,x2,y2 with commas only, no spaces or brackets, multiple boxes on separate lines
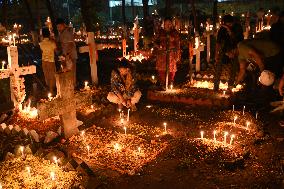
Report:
133,16,139,52
0,46,36,109
193,36,204,72
79,32,98,85
37,71,92,138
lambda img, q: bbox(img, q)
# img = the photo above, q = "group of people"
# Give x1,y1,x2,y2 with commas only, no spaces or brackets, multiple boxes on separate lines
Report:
214,12,284,97
39,18,77,94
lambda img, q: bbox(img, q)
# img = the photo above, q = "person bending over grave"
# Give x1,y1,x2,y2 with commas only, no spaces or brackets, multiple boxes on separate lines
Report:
39,28,57,94
214,14,244,92
107,59,141,111
226,39,282,90
56,18,77,86
154,17,180,90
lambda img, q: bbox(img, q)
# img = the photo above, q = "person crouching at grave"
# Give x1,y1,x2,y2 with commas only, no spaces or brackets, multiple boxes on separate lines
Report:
226,39,282,91
154,17,180,90
39,28,57,94
107,59,142,111
56,18,77,86
214,14,244,92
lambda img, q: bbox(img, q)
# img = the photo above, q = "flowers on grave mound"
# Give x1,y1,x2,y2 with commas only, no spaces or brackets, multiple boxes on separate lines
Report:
68,126,168,175
0,154,82,188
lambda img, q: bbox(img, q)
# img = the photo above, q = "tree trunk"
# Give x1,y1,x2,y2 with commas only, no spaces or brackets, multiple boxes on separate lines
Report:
122,0,126,39
35,0,42,30
190,0,198,34
79,0,94,32
212,0,218,29
45,0,58,36
165,0,171,17
1,0,8,27
23,0,35,31
131,0,135,20
142,0,149,19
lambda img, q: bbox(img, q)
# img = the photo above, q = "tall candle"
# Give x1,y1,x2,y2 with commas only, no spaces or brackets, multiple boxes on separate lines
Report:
138,147,141,153
127,109,130,122
12,34,16,46
256,112,258,120
242,106,246,115
213,130,217,142
86,145,90,157
50,172,56,181
124,126,127,135
163,122,167,133
233,105,235,112
1,61,5,70
233,116,237,126
20,146,24,158
230,134,235,145
53,156,58,166
246,122,250,130
201,131,204,139
26,166,31,177
224,132,228,145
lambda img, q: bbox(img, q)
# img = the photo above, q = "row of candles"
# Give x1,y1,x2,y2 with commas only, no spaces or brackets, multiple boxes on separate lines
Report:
200,130,235,146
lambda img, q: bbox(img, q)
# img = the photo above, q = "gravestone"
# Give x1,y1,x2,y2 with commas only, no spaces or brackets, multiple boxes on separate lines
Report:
193,36,204,72
79,32,98,85
37,71,92,138
0,46,36,110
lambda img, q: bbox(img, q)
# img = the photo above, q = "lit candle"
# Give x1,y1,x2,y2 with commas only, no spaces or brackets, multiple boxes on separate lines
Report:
246,122,250,130
163,122,167,133
8,35,12,46
256,112,258,120
53,156,58,166
230,134,235,145
114,143,120,151
224,132,228,145
84,81,89,90
242,106,246,115
12,33,16,46
233,105,235,112
124,126,127,135
118,109,122,118
86,145,90,157
1,61,5,70
146,105,152,108
120,118,124,124
151,75,155,80
127,109,130,122
50,171,56,181
26,166,31,177
170,84,173,90
138,147,141,153
0,182,2,189
233,116,237,126
20,146,24,158
48,93,52,101
213,130,217,142
81,130,85,141
200,131,204,139
223,91,226,96
91,105,94,109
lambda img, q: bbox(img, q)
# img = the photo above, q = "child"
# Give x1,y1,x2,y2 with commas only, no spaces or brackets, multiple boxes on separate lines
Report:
39,28,57,94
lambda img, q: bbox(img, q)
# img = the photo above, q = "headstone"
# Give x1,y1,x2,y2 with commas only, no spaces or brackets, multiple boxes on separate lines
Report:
193,36,204,72
0,46,36,109
79,32,98,85
37,71,92,138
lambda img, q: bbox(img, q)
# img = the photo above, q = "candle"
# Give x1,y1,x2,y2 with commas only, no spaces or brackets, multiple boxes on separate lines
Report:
151,75,155,80
146,105,152,108
246,121,250,130
48,93,52,101
120,118,124,124
233,105,235,112
230,134,235,145
138,147,141,153
20,146,24,158
213,130,217,142
256,112,258,120
200,131,204,139
233,116,237,125
50,171,56,181
170,84,173,90
124,126,127,135
8,35,12,46
53,156,58,166
91,105,94,109
223,91,226,96
84,81,89,90
12,33,16,46
224,132,228,145
0,182,2,189
163,122,167,133
118,109,122,118
26,166,31,177
114,143,120,151
242,106,246,115
127,109,130,122
86,145,90,157
1,61,5,70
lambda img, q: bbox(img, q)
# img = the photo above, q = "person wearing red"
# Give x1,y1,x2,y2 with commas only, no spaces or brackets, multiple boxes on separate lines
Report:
154,17,180,89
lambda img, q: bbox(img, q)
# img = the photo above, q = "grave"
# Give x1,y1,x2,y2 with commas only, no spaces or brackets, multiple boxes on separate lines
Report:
37,71,92,138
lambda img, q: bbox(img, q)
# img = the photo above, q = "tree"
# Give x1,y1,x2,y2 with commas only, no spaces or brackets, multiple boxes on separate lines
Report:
1,0,8,27
165,0,172,17
190,0,198,34
45,0,58,35
142,0,149,19
212,0,217,29
23,0,35,31
122,0,126,25
79,0,94,31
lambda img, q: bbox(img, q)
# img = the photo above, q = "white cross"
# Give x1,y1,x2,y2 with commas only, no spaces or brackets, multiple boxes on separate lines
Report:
0,46,36,109
193,36,204,72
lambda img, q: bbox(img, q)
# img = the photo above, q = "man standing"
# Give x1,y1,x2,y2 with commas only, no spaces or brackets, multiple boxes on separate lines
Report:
56,18,77,85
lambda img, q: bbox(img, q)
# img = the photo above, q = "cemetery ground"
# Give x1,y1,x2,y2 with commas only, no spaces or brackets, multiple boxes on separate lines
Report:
0,49,284,188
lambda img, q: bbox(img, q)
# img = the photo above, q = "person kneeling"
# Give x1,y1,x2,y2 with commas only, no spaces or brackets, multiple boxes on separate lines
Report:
107,59,141,111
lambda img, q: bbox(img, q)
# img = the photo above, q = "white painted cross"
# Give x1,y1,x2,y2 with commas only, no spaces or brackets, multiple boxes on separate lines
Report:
193,36,204,72
133,16,139,52
0,46,36,109
204,22,213,64
37,71,92,138
79,32,98,85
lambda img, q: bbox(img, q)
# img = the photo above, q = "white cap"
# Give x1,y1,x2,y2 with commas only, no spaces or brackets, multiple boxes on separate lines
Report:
259,70,275,86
